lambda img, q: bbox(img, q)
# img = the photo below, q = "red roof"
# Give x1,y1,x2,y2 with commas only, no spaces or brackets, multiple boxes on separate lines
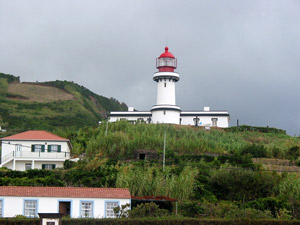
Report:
0,186,131,199
1,131,68,141
159,47,175,58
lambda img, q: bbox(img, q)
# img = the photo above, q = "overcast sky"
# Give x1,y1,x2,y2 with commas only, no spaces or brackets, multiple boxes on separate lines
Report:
0,0,299,135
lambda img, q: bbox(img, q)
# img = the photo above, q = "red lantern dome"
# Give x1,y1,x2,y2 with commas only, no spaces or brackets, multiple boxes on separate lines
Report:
159,47,175,59
156,47,177,72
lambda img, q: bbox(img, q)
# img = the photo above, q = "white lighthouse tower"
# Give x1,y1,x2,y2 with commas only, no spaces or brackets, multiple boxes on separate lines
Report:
151,47,181,124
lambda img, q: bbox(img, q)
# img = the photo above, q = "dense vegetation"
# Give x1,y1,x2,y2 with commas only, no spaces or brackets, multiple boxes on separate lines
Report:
0,72,127,132
1,122,300,220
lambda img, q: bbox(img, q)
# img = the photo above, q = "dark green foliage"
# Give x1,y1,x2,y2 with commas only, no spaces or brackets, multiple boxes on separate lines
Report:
179,201,205,217
240,144,268,158
287,146,300,160
0,165,117,187
207,169,280,201
227,125,286,135
0,73,20,83
129,202,169,218
245,197,287,218
64,159,76,169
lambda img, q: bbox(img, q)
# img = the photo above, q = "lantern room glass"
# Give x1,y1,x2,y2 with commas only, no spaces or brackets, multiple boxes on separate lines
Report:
156,57,177,68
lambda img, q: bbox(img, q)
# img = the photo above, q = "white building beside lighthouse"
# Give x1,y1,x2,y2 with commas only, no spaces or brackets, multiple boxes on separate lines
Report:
109,47,230,128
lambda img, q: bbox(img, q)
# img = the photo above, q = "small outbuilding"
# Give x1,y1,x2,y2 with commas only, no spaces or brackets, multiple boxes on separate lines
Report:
133,149,160,160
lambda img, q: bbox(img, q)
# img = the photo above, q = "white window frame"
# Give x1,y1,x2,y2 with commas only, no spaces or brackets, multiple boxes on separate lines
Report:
49,145,58,152
42,164,56,170
0,199,3,217
25,163,32,171
105,201,119,218
24,200,37,217
33,145,42,152
80,201,93,218
211,118,218,127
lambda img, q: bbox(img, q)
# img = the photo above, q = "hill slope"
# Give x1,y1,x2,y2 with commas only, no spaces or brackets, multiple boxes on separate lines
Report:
0,72,127,132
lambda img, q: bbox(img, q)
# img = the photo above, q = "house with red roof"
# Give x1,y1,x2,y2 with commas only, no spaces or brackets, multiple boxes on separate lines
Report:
0,186,131,218
0,131,72,171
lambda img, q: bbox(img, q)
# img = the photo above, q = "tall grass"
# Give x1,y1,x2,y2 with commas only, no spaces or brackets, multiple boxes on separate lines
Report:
63,121,299,160
116,165,198,201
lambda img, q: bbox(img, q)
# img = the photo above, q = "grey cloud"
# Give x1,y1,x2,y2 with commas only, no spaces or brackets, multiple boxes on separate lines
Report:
0,0,299,135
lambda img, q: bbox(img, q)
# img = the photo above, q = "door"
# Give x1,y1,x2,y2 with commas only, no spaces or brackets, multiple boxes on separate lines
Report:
59,201,71,217
15,144,22,157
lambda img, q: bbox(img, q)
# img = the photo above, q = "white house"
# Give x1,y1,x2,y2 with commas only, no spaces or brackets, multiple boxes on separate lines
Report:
0,186,131,218
109,47,230,127
0,130,72,171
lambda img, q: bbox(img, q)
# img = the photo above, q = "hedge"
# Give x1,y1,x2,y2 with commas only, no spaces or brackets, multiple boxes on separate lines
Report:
2,218,300,225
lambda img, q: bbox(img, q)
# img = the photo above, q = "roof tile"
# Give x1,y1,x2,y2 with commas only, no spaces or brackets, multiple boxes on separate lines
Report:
1,131,68,141
0,186,131,199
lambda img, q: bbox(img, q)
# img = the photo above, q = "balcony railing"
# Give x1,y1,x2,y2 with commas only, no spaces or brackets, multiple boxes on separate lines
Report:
1,151,70,164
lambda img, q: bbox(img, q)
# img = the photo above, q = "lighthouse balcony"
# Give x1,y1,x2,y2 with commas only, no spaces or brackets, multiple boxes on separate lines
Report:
153,72,179,82
151,105,181,112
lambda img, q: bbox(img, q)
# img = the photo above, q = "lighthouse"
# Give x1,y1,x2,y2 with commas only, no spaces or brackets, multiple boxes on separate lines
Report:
151,47,181,124
109,46,230,128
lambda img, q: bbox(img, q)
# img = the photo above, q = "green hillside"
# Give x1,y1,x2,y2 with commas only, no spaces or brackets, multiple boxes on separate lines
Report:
56,122,299,161
0,72,127,132
1,122,300,219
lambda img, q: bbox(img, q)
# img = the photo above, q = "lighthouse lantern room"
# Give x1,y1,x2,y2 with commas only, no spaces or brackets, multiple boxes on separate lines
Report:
151,47,181,124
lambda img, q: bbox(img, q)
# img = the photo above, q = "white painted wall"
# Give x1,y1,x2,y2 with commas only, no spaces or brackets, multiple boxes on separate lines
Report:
1,196,130,218
109,112,229,127
152,110,180,124
180,115,229,128
109,115,150,123
156,79,176,105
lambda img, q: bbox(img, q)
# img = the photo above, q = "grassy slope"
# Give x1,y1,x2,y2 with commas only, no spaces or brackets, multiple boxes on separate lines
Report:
0,73,127,133
56,121,300,162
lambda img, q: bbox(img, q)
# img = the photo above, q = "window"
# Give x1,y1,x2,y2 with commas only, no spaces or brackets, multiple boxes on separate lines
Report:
80,201,93,218
31,144,45,152
211,118,218,127
0,200,3,217
42,164,56,170
24,200,37,217
47,145,61,152
106,202,119,218
164,82,166,87
25,163,32,171
163,111,166,115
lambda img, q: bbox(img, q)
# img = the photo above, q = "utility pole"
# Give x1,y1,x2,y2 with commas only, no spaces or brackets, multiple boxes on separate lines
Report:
163,131,166,172
105,120,109,136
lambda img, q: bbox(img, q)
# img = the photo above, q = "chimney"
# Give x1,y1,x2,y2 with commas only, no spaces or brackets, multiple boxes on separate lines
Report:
128,107,135,112
204,107,210,112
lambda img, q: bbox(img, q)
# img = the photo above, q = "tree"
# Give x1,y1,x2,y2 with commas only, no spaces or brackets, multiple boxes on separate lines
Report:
208,169,279,201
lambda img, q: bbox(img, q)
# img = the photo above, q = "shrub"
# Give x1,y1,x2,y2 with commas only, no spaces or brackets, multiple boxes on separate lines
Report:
245,197,286,218
179,201,205,217
129,202,169,218
240,144,268,158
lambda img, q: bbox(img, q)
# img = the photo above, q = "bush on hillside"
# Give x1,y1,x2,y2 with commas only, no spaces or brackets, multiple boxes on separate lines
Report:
129,202,169,218
240,144,268,158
